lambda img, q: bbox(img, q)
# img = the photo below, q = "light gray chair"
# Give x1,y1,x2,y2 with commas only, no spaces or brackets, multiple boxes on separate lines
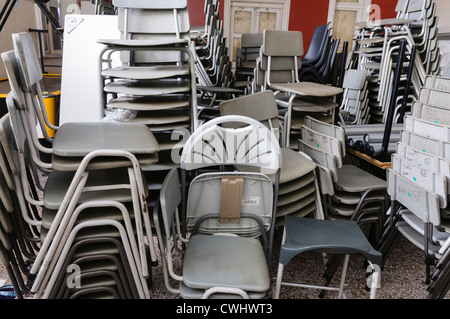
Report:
154,115,281,299
260,30,343,149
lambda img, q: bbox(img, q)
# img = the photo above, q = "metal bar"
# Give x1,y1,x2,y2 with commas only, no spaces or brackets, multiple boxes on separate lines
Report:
380,40,407,161
398,45,416,123
0,0,15,33
33,0,63,39
334,41,348,125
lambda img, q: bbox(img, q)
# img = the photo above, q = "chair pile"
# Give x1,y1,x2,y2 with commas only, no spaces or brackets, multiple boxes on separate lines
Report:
298,24,341,85
234,32,263,94
377,75,450,297
193,0,244,113
339,69,370,125
1,31,161,299
298,116,387,245
354,0,440,125
97,0,198,174
256,30,343,149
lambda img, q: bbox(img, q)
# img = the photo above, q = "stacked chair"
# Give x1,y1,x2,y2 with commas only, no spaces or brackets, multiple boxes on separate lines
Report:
193,2,244,116
354,0,439,125
219,91,323,226
377,75,450,294
234,32,263,94
259,30,343,149
153,115,281,299
1,31,161,299
298,116,387,245
339,69,370,125
0,112,41,299
298,24,341,85
342,122,403,157
97,0,198,174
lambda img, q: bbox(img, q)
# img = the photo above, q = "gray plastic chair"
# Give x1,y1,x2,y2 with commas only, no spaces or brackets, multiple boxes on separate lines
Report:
97,0,198,173
260,30,343,148
274,215,382,299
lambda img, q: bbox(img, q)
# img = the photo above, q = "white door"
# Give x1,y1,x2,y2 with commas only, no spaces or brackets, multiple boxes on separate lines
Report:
224,0,290,66
327,0,372,50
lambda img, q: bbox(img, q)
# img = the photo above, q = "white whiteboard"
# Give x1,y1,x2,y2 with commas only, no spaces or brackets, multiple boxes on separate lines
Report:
59,14,120,124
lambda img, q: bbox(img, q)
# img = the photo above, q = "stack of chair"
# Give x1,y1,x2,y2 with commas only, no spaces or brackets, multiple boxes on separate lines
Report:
427,236,450,298
219,91,323,227
258,30,343,150
234,33,263,94
298,116,387,245
339,69,370,125
377,75,450,291
97,0,198,175
0,112,41,299
193,2,244,116
354,0,439,125
1,31,161,299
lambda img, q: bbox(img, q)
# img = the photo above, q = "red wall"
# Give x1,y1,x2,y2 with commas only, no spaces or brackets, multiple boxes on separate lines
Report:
372,0,398,19
288,0,330,55
187,0,397,54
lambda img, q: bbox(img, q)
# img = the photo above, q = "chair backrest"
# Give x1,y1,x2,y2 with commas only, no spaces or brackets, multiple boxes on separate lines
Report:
11,33,42,91
424,75,450,91
391,153,447,208
400,130,450,159
113,0,190,64
404,115,450,142
262,30,304,58
180,115,281,175
219,90,280,141
186,171,274,236
1,51,26,110
396,142,450,179
158,168,182,238
411,101,450,126
11,32,58,141
302,24,329,63
387,168,440,225
419,88,450,107
303,116,346,157
298,139,338,182
300,125,343,167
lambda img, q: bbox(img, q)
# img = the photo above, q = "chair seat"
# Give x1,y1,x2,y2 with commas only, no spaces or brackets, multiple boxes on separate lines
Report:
335,165,386,192
51,153,159,171
396,221,442,258
104,79,191,96
276,95,338,112
356,18,417,29
52,121,160,157
269,82,343,97
279,215,382,266
102,65,190,80
182,234,270,292
97,38,190,47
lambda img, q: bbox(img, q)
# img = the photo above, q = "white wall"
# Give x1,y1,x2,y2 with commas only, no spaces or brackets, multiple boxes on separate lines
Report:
0,1,38,78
